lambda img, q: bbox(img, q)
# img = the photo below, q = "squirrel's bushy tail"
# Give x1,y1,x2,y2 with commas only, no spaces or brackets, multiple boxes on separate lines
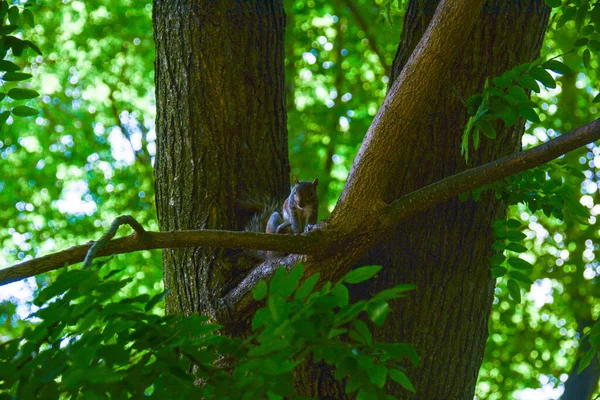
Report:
244,197,283,260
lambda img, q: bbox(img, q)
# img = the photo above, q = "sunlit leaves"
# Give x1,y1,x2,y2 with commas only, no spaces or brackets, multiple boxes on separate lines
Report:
460,56,568,161
0,1,42,125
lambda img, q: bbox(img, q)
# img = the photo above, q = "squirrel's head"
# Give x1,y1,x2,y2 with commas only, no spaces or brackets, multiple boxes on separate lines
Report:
292,177,318,208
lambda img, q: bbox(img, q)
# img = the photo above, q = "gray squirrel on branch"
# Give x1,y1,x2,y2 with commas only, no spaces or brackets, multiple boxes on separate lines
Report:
266,177,319,235
244,177,318,258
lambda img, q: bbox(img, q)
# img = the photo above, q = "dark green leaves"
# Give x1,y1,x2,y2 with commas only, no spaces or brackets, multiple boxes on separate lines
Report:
542,59,572,75
7,88,38,99
11,105,37,117
507,279,521,303
529,67,556,88
2,71,32,81
0,59,19,71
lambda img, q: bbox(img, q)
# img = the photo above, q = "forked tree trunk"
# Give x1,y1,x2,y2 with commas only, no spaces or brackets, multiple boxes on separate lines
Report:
153,0,289,320
153,0,550,399
353,1,550,397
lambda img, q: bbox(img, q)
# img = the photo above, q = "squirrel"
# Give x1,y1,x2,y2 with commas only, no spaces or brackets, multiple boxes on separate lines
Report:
243,177,318,260
266,177,319,235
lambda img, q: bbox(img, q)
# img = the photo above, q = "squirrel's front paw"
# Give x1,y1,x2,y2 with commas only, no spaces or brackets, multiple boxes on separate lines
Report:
304,223,315,233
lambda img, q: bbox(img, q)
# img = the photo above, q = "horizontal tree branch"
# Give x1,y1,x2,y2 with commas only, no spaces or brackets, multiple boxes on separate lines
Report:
2,118,599,291
0,229,319,287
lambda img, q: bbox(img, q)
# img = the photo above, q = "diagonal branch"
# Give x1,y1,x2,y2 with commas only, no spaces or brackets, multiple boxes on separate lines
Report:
383,118,600,226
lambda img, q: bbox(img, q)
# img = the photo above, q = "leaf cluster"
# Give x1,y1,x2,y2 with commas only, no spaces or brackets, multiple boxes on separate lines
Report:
0,264,418,399
0,0,41,127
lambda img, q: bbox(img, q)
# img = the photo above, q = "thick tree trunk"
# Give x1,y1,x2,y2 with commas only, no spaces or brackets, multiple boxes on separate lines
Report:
153,0,288,320
353,1,550,398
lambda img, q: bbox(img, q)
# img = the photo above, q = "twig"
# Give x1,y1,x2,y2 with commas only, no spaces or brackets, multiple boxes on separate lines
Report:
83,215,146,268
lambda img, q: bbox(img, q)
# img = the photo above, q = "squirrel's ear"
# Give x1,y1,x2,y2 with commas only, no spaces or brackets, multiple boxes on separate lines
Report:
293,176,299,185
313,178,318,187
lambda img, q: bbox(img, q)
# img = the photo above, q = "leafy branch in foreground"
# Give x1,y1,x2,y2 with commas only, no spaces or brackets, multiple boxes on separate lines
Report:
0,0,42,127
0,264,417,399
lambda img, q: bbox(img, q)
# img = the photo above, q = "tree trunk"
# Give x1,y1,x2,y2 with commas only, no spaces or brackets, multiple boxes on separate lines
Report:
353,1,550,398
153,0,288,321
153,0,552,398
563,318,600,400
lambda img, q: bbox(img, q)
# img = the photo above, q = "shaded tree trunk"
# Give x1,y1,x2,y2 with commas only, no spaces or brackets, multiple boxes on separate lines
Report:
356,1,550,398
562,319,600,400
153,0,551,399
153,0,289,321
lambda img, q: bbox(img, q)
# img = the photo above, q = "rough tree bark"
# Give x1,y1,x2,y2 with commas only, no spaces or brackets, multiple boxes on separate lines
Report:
353,1,550,398
151,0,553,399
153,1,289,321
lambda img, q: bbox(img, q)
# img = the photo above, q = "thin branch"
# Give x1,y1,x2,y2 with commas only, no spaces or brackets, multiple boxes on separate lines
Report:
0,228,321,287
383,118,600,225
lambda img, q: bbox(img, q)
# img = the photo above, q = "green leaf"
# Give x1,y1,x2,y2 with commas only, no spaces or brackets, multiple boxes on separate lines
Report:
34,270,97,306
145,289,170,312
507,279,522,303
583,49,591,68
295,273,319,300
590,40,600,51
268,294,286,322
7,88,39,100
490,253,506,266
7,6,18,24
578,348,596,373
369,364,387,388
367,300,391,326
253,280,268,300
331,283,349,307
529,67,556,88
344,265,382,284
490,267,508,279
506,230,527,242
593,93,600,103
517,75,540,93
542,60,572,75
506,219,522,229
492,75,512,88
544,0,561,7
282,264,303,298
518,105,540,123
353,319,372,344
510,270,534,285
0,60,20,72
0,111,9,125
389,369,416,393
506,243,527,253
23,40,42,56
508,257,534,270
2,72,32,81
477,119,496,139
492,241,506,252
574,38,589,47
508,86,529,103
22,8,34,26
